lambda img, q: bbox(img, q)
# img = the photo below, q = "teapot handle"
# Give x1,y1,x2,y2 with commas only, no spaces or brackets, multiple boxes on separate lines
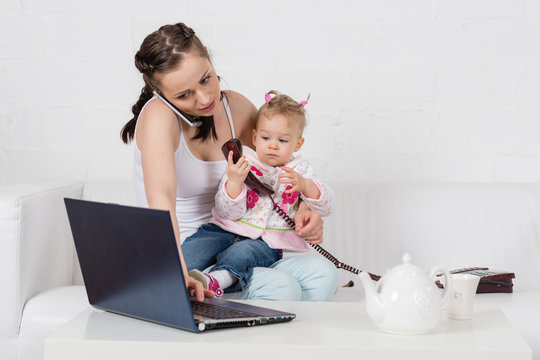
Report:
430,266,452,304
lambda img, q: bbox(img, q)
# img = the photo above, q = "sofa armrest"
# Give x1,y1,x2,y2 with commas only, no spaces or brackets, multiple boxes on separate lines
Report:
0,181,84,339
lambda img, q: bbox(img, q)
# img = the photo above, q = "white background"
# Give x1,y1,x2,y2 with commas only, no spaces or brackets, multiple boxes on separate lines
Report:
1,0,540,185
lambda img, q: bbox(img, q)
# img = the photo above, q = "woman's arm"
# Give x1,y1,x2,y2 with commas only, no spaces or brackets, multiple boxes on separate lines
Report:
136,100,213,300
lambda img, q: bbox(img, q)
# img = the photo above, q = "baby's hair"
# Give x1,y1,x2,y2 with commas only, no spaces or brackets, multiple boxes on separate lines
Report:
257,90,309,135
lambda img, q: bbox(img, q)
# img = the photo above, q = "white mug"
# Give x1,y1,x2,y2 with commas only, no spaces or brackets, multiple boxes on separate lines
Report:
446,273,481,320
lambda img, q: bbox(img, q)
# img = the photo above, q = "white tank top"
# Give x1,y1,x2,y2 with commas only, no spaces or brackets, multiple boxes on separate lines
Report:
133,96,236,243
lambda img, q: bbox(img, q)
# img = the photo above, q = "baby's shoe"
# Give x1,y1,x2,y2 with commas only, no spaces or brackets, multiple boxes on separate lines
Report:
188,269,224,297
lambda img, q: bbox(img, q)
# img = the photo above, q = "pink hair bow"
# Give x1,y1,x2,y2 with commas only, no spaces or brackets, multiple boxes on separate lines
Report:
299,100,308,107
264,93,272,103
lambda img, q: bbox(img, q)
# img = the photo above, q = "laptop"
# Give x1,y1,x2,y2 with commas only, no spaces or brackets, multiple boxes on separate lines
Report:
64,198,295,332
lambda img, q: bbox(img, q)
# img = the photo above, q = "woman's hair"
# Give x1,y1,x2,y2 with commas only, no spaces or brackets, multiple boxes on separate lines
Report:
256,90,309,135
121,22,218,144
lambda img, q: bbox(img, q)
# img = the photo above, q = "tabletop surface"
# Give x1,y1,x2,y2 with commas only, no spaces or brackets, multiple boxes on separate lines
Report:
44,299,532,360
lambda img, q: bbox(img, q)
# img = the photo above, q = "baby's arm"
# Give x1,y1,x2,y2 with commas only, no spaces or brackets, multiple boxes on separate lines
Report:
225,151,250,199
215,175,248,220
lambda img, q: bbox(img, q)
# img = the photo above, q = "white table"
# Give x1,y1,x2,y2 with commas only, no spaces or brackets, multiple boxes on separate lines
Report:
44,300,532,360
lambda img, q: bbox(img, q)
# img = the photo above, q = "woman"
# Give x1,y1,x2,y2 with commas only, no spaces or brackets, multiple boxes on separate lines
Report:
121,22,338,301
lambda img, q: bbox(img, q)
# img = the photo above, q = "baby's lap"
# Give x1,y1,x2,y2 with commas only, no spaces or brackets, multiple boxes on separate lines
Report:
222,256,337,301
206,255,333,279
266,255,336,281
271,255,335,273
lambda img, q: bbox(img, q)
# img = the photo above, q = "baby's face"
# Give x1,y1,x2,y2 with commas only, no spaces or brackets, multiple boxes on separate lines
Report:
252,114,304,167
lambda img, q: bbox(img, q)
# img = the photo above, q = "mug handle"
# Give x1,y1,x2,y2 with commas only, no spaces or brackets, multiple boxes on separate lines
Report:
430,266,452,304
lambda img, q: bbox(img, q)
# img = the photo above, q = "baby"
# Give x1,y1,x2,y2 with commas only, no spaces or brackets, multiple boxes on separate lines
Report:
184,90,335,296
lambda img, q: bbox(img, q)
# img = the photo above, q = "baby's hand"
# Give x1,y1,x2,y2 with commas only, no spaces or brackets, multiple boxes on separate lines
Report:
226,151,250,198
226,151,250,183
280,166,321,199
279,166,307,194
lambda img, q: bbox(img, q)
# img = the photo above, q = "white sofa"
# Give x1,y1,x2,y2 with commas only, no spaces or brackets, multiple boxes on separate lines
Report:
1,180,539,360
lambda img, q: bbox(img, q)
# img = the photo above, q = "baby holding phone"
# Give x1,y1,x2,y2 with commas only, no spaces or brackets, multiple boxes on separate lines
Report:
183,90,335,296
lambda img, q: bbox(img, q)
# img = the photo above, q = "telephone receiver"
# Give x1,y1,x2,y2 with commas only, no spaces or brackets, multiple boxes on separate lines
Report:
221,139,274,196
221,138,380,281
153,90,203,128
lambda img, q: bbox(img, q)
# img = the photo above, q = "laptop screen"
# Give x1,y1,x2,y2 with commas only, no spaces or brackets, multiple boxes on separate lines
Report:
64,198,199,332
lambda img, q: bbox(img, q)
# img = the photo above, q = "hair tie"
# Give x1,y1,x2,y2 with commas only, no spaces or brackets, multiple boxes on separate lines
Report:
264,93,272,103
299,94,310,107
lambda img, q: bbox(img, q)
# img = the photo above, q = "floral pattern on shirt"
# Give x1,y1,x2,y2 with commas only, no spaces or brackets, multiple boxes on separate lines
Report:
251,166,263,176
282,186,299,205
246,189,259,209
212,147,335,251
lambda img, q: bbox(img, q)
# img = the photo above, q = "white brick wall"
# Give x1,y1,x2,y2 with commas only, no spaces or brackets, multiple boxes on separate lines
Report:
1,0,540,184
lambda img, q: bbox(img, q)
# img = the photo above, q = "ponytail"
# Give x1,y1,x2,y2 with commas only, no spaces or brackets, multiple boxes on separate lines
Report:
121,84,154,144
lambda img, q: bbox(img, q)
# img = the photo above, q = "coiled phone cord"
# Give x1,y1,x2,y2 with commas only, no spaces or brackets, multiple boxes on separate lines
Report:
220,138,380,281
271,198,380,281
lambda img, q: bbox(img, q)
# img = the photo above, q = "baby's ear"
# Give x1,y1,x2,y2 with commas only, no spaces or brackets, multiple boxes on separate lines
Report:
294,137,305,152
252,129,257,145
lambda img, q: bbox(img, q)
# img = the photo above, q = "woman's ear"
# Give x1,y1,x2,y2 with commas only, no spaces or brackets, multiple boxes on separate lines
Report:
294,137,305,152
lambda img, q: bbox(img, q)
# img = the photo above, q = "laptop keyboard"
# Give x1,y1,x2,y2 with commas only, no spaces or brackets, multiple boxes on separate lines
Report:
191,301,256,319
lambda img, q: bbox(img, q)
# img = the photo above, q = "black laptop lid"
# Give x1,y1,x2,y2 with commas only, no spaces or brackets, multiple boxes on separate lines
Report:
64,198,198,332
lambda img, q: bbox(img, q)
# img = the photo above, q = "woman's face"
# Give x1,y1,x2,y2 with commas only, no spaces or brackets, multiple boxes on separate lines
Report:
156,53,221,117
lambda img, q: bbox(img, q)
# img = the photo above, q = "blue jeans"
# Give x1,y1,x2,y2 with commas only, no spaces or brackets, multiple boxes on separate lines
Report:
182,223,339,301
182,223,283,293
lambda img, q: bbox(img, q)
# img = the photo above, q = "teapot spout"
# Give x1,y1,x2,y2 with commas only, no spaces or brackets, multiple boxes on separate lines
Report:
359,271,385,323
359,271,377,294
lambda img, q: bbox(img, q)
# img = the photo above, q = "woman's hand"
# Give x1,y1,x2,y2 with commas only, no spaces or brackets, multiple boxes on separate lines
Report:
225,151,250,198
294,201,324,244
187,275,215,302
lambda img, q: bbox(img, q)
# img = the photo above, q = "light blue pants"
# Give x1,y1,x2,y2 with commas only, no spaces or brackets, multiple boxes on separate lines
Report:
222,255,339,301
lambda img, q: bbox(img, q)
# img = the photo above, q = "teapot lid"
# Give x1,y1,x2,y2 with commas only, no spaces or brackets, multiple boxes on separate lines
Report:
386,253,424,278
402,253,412,264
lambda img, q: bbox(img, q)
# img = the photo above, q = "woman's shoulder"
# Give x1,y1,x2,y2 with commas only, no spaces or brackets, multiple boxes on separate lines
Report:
139,96,170,117
136,97,180,148
224,89,253,104
224,90,257,116
224,90,257,146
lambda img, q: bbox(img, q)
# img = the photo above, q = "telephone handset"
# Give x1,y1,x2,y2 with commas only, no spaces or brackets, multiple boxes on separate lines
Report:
153,91,203,128
221,139,274,196
221,138,380,281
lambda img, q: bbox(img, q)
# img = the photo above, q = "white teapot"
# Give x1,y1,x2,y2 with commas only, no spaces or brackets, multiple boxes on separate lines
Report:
359,253,452,335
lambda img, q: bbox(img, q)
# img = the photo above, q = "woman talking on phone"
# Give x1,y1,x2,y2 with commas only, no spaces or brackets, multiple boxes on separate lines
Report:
120,22,338,301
